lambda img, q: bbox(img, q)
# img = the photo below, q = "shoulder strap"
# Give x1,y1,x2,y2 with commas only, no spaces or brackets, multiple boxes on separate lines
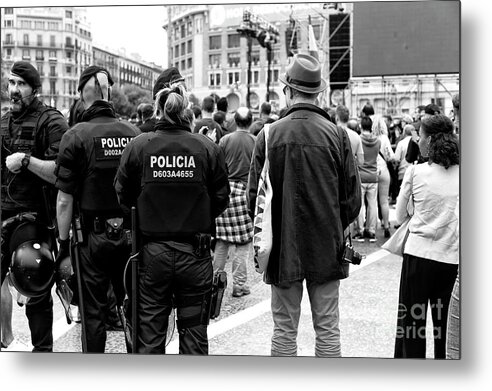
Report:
263,124,270,161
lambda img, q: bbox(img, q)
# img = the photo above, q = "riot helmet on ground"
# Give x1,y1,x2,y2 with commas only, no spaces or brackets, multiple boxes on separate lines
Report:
7,221,55,298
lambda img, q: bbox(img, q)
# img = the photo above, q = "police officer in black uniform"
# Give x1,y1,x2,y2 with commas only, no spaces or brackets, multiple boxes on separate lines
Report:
1,61,68,351
114,79,230,354
55,66,140,353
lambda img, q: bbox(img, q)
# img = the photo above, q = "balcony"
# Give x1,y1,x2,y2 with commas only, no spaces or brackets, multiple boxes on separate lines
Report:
3,40,15,47
65,43,74,49
49,73,58,79
49,57,58,62
22,55,31,60
35,56,45,61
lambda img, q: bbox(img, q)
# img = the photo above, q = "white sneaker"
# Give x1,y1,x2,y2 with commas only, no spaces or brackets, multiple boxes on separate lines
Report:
1,338,32,352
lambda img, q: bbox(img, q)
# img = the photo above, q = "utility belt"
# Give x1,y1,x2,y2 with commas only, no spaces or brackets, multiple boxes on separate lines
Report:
142,233,211,258
82,213,127,242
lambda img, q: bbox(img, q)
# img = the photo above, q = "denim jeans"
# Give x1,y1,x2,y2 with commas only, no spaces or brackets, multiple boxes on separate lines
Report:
271,279,341,357
213,240,251,288
357,182,378,234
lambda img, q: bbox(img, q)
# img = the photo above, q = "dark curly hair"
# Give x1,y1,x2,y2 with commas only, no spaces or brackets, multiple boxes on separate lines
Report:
421,114,459,169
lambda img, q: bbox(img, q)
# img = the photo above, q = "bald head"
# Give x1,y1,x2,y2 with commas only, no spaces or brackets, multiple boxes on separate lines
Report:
234,106,253,130
403,124,415,136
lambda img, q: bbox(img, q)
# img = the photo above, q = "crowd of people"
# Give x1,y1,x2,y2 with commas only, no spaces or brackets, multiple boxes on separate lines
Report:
0,54,459,359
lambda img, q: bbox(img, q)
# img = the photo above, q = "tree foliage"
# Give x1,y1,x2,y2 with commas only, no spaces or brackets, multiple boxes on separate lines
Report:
111,84,152,117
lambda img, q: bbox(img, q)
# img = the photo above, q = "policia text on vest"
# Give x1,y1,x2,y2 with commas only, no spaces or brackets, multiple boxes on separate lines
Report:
147,154,200,180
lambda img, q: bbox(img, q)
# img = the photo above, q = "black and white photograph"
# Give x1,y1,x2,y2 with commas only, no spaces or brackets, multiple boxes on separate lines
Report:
0,0,487,389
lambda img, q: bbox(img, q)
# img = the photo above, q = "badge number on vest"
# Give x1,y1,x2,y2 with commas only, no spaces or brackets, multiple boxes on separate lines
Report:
94,136,133,160
145,153,201,182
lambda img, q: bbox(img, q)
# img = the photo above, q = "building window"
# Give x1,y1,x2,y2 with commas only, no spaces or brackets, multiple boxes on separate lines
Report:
66,51,72,60
4,20,13,28
6,34,13,44
253,70,259,85
22,49,30,60
6,48,12,56
195,16,203,34
36,63,43,76
48,22,59,31
23,34,29,46
228,71,240,85
65,23,72,32
175,45,179,57
50,36,56,47
187,20,192,36
181,24,186,39
272,49,280,65
35,21,45,29
65,37,72,47
187,58,192,69
209,35,221,50
209,54,221,68
5,8,13,14
37,35,43,46
181,43,186,56
66,10,73,18
66,66,72,74
49,50,56,58
267,69,280,83
227,33,240,48
181,60,185,70
251,51,260,65
20,20,32,29
36,49,43,60
209,72,221,87
227,52,240,67
50,65,56,77
187,40,192,54
50,80,56,95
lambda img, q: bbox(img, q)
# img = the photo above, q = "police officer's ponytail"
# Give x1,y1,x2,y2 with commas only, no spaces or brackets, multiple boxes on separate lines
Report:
154,83,189,126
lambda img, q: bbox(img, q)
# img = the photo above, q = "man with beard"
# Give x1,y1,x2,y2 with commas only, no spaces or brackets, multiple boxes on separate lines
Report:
55,66,139,352
1,61,68,351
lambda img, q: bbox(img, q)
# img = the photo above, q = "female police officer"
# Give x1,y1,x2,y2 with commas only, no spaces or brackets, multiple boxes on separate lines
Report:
114,81,229,354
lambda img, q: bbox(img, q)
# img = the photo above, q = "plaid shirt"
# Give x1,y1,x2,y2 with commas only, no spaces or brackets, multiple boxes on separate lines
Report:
215,180,253,244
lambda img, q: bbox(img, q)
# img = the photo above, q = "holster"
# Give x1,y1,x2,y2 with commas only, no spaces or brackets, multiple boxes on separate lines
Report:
193,233,211,258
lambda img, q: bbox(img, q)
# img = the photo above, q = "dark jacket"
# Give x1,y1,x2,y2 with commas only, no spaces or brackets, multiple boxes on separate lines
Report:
115,119,230,238
138,117,156,133
56,101,140,217
247,104,361,284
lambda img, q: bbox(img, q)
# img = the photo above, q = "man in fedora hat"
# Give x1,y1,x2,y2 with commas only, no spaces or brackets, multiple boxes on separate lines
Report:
248,54,361,357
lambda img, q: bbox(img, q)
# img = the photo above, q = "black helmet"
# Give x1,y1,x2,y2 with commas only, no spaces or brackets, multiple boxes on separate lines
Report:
8,221,55,298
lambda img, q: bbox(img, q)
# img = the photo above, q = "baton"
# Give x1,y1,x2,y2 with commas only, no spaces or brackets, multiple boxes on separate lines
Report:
72,214,88,352
130,206,139,353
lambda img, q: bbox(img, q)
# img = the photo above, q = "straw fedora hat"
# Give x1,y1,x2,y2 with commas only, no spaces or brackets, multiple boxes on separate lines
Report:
278,54,327,94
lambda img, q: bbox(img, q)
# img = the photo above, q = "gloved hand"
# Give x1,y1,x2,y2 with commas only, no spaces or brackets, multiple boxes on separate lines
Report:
55,238,71,279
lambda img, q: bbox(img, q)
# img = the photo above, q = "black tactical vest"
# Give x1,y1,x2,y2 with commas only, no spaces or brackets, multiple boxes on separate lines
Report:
1,103,56,212
137,130,213,237
77,119,136,216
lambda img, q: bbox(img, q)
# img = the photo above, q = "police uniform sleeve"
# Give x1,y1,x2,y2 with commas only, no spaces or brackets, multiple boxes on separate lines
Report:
38,109,69,161
54,128,84,195
114,138,141,212
208,143,230,218
246,128,266,220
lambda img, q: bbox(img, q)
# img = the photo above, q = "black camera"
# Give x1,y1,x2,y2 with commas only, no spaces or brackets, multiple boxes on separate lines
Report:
343,244,363,265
